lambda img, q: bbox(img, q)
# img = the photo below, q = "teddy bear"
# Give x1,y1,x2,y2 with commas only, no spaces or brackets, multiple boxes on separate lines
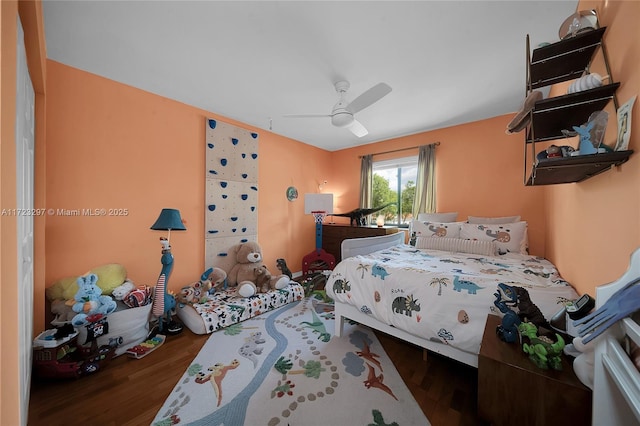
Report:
177,267,227,305
227,241,289,298
71,273,117,327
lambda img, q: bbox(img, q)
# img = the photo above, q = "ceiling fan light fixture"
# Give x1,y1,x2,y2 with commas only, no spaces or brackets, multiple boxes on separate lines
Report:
331,111,354,128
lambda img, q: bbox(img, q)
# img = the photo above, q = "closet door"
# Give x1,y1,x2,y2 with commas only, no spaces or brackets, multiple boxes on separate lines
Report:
15,16,36,426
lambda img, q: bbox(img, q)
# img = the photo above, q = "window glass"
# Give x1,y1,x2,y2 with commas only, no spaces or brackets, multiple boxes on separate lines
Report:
372,156,418,226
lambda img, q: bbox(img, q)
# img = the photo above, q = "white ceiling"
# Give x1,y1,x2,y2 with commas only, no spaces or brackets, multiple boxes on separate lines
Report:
42,0,578,151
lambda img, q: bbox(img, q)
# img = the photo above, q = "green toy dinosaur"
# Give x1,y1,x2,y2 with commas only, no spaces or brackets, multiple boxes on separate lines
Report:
518,322,565,370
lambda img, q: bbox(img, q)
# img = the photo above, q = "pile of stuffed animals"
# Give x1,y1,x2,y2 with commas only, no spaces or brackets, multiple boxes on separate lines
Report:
50,241,292,324
176,241,290,305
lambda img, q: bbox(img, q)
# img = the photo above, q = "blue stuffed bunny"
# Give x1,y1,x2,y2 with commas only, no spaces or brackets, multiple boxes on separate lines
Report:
71,273,117,327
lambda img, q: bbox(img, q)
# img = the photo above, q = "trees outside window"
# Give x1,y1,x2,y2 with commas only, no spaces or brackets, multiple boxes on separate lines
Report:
372,156,417,226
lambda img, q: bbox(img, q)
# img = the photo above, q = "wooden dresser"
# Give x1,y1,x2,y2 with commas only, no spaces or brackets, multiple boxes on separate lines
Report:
322,223,400,262
478,314,592,426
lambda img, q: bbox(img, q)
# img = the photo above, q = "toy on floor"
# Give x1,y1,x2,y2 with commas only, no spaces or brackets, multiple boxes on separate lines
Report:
71,274,117,328
177,267,227,306
227,241,289,297
152,237,181,333
125,334,166,359
276,258,293,279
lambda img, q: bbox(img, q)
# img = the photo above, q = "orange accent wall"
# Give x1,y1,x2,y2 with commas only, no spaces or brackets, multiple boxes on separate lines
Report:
544,0,640,296
45,60,332,301
330,116,547,255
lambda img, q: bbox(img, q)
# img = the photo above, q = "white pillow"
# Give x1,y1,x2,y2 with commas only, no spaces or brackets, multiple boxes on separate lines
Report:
468,215,521,224
416,212,458,223
416,237,496,256
411,220,461,238
460,221,529,255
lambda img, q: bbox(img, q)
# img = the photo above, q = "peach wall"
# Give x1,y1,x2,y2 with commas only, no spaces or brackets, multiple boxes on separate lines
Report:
45,61,331,305
544,0,640,296
331,115,547,256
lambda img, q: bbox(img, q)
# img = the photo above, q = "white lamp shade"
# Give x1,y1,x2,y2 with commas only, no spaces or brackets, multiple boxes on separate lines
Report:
304,193,333,214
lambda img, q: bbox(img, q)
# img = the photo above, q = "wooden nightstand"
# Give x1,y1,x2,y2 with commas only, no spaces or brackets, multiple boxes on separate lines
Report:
478,314,592,426
322,223,399,262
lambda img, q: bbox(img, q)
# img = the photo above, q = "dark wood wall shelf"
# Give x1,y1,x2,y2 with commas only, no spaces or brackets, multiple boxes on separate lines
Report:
526,83,620,143
521,19,632,186
526,150,633,186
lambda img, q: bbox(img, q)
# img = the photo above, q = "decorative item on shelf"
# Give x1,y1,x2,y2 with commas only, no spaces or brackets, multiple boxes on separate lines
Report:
301,193,336,277
558,9,598,40
567,73,604,94
376,215,385,227
615,95,636,152
150,208,186,335
505,90,543,134
570,111,609,156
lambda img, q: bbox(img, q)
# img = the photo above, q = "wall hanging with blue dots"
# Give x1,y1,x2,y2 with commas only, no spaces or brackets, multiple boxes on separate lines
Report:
205,118,259,266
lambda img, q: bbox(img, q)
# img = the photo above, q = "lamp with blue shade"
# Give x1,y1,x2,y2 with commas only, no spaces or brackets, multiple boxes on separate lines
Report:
150,208,186,335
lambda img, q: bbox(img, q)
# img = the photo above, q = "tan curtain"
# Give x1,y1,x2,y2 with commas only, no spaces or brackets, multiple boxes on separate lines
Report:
412,144,436,216
359,154,373,209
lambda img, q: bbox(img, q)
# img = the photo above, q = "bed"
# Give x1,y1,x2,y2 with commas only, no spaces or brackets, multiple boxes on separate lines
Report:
591,248,640,425
176,282,304,334
327,232,579,367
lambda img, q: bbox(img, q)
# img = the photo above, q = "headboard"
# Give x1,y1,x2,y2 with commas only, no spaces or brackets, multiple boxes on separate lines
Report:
340,232,405,260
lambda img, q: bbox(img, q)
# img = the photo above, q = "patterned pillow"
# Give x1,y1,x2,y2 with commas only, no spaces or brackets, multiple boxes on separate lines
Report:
415,237,496,256
416,212,458,222
460,221,529,255
411,220,462,238
467,215,521,224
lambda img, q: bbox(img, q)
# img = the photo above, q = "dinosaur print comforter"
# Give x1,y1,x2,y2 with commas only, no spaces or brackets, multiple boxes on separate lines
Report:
326,244,578,355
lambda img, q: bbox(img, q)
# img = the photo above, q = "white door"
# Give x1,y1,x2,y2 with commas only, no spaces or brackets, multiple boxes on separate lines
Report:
16,16,35,426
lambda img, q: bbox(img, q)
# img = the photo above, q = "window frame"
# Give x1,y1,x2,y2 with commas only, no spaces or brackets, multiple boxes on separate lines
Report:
372,155,418,227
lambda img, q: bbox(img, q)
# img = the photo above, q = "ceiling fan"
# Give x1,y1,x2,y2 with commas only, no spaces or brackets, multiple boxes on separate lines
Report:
284,81,392,137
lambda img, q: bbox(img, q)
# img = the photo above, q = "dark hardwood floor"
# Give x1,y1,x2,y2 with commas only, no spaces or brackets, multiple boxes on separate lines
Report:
28,325,488,426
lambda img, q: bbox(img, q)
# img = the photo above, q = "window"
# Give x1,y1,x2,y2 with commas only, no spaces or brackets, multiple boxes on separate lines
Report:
372,156,418,226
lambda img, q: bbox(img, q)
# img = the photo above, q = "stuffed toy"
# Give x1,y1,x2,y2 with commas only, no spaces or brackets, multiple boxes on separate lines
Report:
46,263,128,302
51,299,77,324
123,285,153,308
227,242,289,297
177,267,225,305
112,280,136,301
71,273,117,327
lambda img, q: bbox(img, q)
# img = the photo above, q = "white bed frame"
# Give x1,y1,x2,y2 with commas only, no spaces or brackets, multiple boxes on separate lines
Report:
333,232,479,368
592,248,640,425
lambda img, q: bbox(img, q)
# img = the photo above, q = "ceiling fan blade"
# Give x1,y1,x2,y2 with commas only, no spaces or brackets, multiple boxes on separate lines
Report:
283,113,331,118
347,119,368,138
346,83,392,114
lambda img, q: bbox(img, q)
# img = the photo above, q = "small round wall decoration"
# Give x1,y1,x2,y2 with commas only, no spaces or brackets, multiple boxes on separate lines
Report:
286,186,298,201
